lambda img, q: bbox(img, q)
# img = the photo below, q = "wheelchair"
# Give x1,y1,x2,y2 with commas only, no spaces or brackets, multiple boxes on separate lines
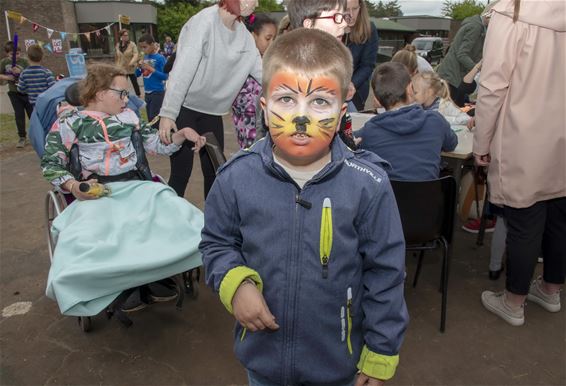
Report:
43,84,202,332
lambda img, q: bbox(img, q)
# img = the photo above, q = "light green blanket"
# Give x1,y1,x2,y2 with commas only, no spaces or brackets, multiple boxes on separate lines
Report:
46,180,203,316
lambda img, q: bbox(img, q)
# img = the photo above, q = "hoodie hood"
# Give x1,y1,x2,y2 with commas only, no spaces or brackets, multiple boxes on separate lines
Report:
491,0,565,32
364,104,427,136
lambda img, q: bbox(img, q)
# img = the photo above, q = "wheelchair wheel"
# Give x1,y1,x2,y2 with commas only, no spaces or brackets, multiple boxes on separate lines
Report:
77,316,92,332
183,268,200,300
45,191,67,262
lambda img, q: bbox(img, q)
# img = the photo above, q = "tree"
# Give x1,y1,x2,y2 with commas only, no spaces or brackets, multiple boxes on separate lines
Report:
442,0,485,20
153,0,284,41
367,1,403,18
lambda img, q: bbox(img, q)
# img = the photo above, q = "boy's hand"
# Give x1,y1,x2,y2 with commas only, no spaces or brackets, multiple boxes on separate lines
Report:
172,127,207,151
355,373,385,386
232,281,280,332
64,179,100,201
10,65,22,75
347,82,356,101
140,62,155,73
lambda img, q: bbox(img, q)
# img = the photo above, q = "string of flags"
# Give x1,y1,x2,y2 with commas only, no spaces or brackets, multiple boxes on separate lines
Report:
5,10,119,46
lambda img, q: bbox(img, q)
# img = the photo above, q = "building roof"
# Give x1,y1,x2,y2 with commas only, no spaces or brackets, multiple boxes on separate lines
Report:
371,18,416,32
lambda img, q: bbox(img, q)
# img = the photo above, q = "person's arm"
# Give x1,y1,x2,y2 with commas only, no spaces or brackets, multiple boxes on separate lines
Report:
148,54,168,82
454,22,484,74
351,23,379,90
474,13,522,162
46,69,55,88
128,42,139,67
249,47,262,84
159,17,208,121
355,175,408,383
40,119,76,188
16,70,27,94
463,60,481,84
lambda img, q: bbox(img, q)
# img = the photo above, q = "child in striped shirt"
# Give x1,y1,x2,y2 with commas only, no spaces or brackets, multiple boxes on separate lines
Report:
17,44,55,106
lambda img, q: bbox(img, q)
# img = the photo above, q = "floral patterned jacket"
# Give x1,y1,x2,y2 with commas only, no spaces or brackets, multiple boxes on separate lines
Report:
41,108,180,187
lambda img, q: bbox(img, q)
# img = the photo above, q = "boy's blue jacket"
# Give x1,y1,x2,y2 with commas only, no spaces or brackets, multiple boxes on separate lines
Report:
200,135,409,384
359,104,458,181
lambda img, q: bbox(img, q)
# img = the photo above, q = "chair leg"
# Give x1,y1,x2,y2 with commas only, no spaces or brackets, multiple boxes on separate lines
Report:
412,250,425,288
440,238,449,333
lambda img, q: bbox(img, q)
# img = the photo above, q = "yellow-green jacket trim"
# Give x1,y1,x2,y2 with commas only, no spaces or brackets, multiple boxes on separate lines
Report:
357,345,399,381
219,266,263,314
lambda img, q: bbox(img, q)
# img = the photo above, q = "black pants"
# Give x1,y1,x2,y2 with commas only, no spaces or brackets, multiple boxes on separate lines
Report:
7,91,33,138
145,91,164,126
169,107,224,198
504,197,566,295
448,84,467,108
128,73,141,97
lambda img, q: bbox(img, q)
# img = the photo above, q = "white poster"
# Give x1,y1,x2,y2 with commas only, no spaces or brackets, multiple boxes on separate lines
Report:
52,39,63,54
24,39,36,50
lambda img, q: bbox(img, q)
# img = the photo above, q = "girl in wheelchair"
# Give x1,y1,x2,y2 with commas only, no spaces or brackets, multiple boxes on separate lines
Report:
41,63,206,322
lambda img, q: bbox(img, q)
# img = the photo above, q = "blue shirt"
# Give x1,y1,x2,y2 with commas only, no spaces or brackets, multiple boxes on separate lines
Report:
17,65,55,104
359,104,458,181
135,53,167,93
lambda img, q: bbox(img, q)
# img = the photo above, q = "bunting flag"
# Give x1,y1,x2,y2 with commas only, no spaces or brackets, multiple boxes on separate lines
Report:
104,26,111,34
36,40,44,48
60,31,66,41
46,28,54,38
70,34,78,42
84,32,91,42
95,30,101,37
32,23,39,32
43,42,53,53
119,15,130,25
6,10,22,21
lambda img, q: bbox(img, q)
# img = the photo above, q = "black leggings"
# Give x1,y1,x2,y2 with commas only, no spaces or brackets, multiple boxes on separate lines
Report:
128,73,141,97
504,197,566,295
169,107,224,198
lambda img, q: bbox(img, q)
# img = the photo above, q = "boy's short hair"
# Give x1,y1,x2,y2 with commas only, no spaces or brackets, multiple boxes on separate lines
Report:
287,0,347,29
262,28,352,101
4,40,21,53
27,45,44,62
371,62,411,110
138,34,156,45
79,63,127,106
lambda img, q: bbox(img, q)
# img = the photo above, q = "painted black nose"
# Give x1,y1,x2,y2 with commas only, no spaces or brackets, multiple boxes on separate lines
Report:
292,116,311,133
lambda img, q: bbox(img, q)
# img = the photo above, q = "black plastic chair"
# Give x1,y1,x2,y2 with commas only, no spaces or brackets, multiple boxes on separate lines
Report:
390,176,457,332
203,132,227,172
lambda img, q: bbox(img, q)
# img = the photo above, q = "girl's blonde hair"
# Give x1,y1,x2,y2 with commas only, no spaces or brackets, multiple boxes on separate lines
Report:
79,63,127,105
413,71,451,100
348,0,372,45
391,45,417,75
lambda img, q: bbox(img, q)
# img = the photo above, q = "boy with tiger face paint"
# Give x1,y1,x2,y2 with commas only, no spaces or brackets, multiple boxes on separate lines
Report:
201,28,408,386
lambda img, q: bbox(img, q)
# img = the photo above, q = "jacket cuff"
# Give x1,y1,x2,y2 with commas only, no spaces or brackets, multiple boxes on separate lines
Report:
219,266,263,314
357,345,399,381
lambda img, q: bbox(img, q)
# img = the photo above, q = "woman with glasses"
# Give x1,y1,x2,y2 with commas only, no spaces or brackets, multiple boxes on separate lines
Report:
158,0,262,199
343,0,378,111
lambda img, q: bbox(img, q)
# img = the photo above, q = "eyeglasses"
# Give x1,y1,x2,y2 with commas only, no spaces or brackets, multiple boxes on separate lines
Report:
314,12,352,24
108,88,129,100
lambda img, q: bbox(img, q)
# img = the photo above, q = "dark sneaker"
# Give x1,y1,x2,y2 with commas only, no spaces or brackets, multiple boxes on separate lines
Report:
16,138,25,148
121,289,148,313
148,280,178,303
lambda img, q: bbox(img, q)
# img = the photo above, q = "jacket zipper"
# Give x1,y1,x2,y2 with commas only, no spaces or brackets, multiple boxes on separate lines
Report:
319,198,333,279
346,286,353,355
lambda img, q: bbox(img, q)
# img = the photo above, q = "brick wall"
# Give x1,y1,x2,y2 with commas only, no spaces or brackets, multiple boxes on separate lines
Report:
0,0,79,76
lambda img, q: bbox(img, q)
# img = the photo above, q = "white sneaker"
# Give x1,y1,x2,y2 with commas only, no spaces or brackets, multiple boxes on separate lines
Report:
527,276,561,312
481,290,525,326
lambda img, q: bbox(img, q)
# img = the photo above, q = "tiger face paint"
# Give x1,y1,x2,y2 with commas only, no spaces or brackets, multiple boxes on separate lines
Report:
262,71,346,166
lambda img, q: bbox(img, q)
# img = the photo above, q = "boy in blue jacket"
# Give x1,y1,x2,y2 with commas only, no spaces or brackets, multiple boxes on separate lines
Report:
200,29,408,386
135,34,167,125
357,62,458,181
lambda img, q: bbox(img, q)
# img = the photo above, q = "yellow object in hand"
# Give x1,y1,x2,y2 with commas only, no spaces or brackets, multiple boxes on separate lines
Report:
79,182,111,198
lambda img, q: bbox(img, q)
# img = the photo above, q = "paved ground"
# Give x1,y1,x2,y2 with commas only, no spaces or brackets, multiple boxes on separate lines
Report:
0,115,564,386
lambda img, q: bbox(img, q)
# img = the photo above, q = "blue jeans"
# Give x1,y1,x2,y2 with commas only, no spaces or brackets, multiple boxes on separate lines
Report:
247,370,356,386
144,91,165,126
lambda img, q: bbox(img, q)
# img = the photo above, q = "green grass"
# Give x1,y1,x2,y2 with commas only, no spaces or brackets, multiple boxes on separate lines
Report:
0,113,21,145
